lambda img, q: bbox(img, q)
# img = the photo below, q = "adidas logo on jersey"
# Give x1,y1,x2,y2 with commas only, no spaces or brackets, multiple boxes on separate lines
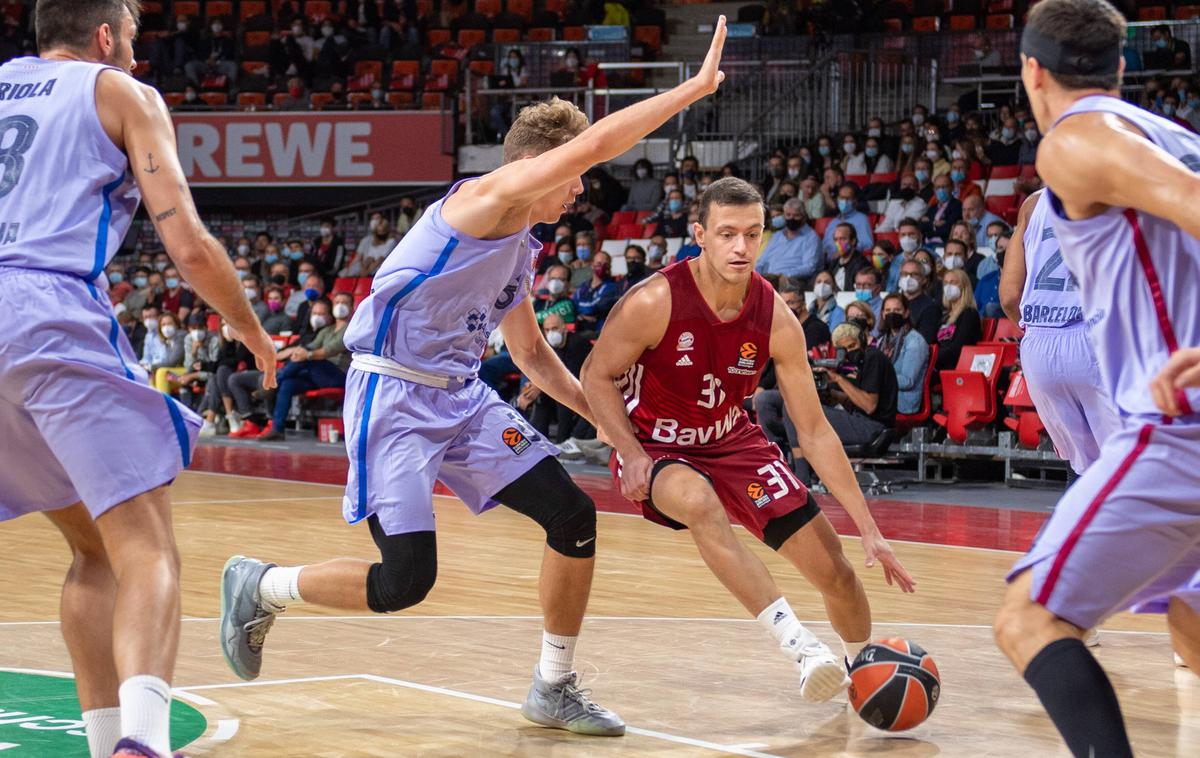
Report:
676,355,693,367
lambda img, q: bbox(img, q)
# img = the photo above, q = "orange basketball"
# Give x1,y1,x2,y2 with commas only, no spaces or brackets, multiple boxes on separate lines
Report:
849,638,940,731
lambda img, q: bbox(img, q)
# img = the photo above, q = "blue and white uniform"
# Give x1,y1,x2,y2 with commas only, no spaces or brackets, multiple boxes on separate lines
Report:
1009,96,1200,629
341,179,557,535
0,58,200,522
1017,190,1123,474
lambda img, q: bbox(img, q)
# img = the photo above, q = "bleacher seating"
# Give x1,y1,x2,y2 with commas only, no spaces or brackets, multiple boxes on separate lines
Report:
1003,371,1048,450
933,345,1006,444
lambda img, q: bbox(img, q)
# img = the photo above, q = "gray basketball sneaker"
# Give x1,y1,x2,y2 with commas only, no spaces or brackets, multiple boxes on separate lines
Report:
219,555,278,681
520,666,625,736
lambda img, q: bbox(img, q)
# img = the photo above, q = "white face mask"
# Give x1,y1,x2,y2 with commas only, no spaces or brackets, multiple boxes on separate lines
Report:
899,275,920,294
546,330,566,348
899,235,920,253
925,149,941,162
244,287,258,300
161,325,177,338
546,278,566,295
221,325,232,341
951,150,963,160
843,142,857,155
211,23,223,34
320,226,333,237
558,251,575,264
647,244,663,260
143,317,158,331
332,303,351,320
635,167,648,179
190,329,205,342
814,282,833,299
322,26,334,37
177,20,189,31
912,113,925,126
310,315,329,331
867,127,882,138
237,244,250,255
943,283,962,302
292,25,304,36
943,255,964,271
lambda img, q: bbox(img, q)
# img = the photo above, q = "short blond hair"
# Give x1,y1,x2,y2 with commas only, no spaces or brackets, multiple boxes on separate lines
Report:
502,97,589,164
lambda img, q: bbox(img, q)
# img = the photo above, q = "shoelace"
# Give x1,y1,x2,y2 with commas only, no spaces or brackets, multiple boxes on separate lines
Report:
244,608,276,652
556,680,607,715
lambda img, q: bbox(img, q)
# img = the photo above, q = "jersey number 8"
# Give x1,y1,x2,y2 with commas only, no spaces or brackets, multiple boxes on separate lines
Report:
0,115,38,200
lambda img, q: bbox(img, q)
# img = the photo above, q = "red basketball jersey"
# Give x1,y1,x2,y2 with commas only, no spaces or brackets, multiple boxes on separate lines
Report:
619,260,775,447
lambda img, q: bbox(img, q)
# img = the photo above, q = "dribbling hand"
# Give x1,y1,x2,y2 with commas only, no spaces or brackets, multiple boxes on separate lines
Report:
862,531,916,593
692,15,728,95
1151,347,1200,416
619,451,654,502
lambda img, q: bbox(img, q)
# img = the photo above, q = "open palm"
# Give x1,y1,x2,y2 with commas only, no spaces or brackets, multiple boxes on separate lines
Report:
693,15,728,95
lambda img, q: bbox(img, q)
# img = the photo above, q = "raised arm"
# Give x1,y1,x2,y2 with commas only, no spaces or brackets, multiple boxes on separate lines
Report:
579,278,670,501
1038,113,1200,238
96,70,277,389
769,293,915,592
999,190,1040,324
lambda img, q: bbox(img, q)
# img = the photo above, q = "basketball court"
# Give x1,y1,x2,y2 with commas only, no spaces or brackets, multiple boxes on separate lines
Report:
1,449,1196,757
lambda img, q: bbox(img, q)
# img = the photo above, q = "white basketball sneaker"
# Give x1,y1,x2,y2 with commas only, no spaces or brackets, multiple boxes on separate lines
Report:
795,643,851,703
1175,652,1189,668
1084,628,1101,648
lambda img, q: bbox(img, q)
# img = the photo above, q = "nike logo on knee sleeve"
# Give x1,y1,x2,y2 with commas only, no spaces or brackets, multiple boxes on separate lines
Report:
575,537,596,548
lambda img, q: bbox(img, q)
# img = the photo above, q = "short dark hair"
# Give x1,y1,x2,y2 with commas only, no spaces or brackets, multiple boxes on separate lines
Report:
855,267,881,285
838,182,859,197
1026,0,1125,90
897,217,922,233
36,0,141,53
945,239,969,256
698,177,764,228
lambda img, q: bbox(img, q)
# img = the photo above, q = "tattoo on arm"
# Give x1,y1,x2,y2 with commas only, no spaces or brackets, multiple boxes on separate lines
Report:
144,153,160,174
155,208,177,222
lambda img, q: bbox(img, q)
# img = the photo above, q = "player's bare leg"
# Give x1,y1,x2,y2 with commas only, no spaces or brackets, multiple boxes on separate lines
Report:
44,503,122,758
994,571,1085,671
91,485,181,758
1168,597,1200,671
294,559,372,609
650,463,850,702
775,514,871,650
538,546,593,636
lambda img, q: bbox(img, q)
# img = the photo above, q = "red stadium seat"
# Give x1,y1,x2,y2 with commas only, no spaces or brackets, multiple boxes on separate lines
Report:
845,174,869,189
986,195,1017,216
882,18,903,33
429,59,459,86
634,25,662,53
422,92,444,110
949,15,976,31
813,217,833,236
563,26,586,41
912,16,939,32
988,317,1025,342
389,60,419,90
981,317,999,342
240,1,267,20
988,0,1013,11
333,277,357,294
387,91,415,109
416,0,434,18
162,92,185,107
354,278,373,296
456,28,486,48
1137,6,1167,21
206,1,233,18
641,223,658,237
475,0,501,16
544,0,567,16
493,28,521,44
611,211,637,226
985,13,1014,28
989,164,1020,180
1178,5,1200,20
933,346,1005,444
348,91,372,107
349,60,383,91
241,60,268,76
507,0,533,21
304,1,333,18
615,223,643,238
634,210,652,223
895,345,938,436
1003,371,1047,450
468,59,495,77
199,92,227,107
174,1,200,16
868,172,897,186
874,230,900,247
237,92,266,110
271,92,289,109
526,27,555,41
427,28,452,47
310,92,335,110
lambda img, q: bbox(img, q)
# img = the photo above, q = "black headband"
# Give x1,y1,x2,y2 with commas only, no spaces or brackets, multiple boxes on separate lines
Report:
1020,25,1121,76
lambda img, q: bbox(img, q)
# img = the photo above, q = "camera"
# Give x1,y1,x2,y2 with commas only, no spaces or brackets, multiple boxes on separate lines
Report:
810,347,847,394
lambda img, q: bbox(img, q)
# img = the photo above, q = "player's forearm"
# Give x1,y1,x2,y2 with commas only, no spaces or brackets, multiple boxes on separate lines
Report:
796,421,879,536
581,363,644,459
513,342,595,425
172,236,263,335
574,80,709,167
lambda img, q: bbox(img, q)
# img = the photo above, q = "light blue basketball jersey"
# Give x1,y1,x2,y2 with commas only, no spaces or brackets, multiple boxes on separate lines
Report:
1046,95,1200,421
1019,190,1084,330
342,179,541,377
0,58,140,282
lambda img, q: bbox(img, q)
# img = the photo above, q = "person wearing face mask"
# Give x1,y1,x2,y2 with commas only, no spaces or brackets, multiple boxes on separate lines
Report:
942,235,996,293
285,261,319,317
256,298,352,440
342,216,397,276
861,137,893,175
986,117,1023,165
312,216,347,281
260,285,295,334
652,189,689,238
795,176,822,223
568,230,596,286
911,105,928,128
520,313,598,444
947,157,983,203
106,262,133,304
199,318,257,437
623,158,663,211
876,172,927,232
279,76,310,111
142,312,187,394
393,196,423,237
886,218,924,290
130,304,160,360
897,258,942,344
840,134,867,175
123,266,155,315
825,223,869,292
155,14,197,77
572,250,620,329
534,264,577,324
821,183,873,258
1018,123,1041,167
760,155,787,203
159,266,196,321
923,141,950,179
184,15,238,89
960,194,1005,258
851,268,884,334
910,156,934,202
645,235,668,269
944,105,965,143
973,225,1008,318
153,253,170,273
811,270,845,330
176,312,223,419
877,295,930,415
621,245,652,291
542,240,575,272
1145,24,1192,71
756,198,821,281
934,268,982,370
240,273,269,322
920,174,962,243
292,273,327,340
895,135,919,175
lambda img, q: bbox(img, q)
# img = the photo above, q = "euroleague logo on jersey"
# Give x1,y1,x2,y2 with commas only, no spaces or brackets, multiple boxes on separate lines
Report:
746,481,772,508
502,427,531,455
729,342,758,375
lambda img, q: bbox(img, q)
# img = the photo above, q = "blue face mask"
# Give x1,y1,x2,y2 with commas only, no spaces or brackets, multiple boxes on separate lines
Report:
265,254,279,264
865,147,878,158
1164,104,1176,117
304,287,320,301
109,271,124,284
577,246,592,261
133,275,148,288
165,277,180,289
946,110,959,123
289,250,304,261
1156,38,1169,49
236,270,248,280
668,198,683,213
914,169,929,183
771,215,786,230
297,271,310,286
1001,128,1015,141
935,188,951,204
837,199,853,215
950,169,966,183
818,145,831,157
900,142,914,154
854,288,873,302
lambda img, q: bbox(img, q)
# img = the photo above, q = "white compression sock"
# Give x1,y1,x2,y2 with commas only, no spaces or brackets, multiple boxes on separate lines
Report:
82,707,122,758
538,631,578,683
118,676,171,758
257,566,305,612
756,597,823,660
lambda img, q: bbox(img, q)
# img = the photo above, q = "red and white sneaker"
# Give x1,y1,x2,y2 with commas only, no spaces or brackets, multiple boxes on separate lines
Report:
228,420,262,439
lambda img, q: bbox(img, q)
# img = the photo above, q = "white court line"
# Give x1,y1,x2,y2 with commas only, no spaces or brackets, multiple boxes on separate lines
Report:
175,674,363,692
0,666,74,678
174,496,341,505
183,470,344,488
171,689,218,707
211,719,239,743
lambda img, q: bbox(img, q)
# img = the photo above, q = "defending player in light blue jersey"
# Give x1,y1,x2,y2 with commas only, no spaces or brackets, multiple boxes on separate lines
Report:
993,2,1200,756
0,3,277,758
220,17,732,739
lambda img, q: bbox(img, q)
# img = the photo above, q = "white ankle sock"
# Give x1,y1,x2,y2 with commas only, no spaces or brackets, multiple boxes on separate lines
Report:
82,707,122,758
538,631,577,683
756,597,822,660
258,566,305,612
118,676,171,758
841,637,870,664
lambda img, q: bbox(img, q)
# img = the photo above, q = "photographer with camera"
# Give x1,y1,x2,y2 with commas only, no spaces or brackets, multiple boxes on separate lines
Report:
794,321,899,485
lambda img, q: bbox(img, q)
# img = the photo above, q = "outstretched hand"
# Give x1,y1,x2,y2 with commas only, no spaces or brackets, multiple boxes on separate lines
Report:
692,15,728,95
1151,347,1200,416
862,531,916,593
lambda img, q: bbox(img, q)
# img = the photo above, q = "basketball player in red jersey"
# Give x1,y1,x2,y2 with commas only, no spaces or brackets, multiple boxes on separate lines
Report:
582,177,915,703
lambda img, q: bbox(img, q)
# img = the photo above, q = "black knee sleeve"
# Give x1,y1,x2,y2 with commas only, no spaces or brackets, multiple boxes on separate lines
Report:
365,517,438,614
494,457,598,558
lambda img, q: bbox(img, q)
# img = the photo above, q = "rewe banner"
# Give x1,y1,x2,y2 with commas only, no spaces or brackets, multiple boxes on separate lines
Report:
171,111,454,186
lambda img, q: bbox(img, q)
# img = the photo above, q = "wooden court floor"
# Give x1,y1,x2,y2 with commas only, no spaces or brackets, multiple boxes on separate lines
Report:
1,470,1196,757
